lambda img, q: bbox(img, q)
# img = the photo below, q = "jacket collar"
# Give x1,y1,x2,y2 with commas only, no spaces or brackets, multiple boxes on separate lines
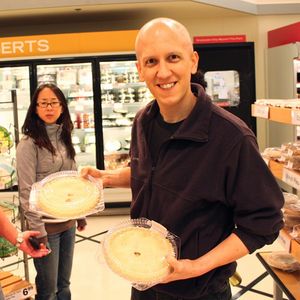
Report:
141,83,212,142
45,123,62,139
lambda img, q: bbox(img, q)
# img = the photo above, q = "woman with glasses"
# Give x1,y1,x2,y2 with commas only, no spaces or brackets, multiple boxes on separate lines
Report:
16,83,87,300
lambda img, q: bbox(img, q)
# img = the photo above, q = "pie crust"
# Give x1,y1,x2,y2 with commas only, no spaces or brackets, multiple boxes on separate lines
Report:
36,172,102,218
103,226,175,285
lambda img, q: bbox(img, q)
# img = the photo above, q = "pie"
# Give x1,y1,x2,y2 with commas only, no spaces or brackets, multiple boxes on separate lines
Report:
103,226,175,284
37,174,101,218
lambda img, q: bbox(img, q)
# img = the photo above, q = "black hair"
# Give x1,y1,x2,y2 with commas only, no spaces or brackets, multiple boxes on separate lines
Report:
22,83,75,160
191,69,207,90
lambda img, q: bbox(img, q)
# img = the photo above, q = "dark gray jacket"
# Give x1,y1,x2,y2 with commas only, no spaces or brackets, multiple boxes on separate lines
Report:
130,84,284,298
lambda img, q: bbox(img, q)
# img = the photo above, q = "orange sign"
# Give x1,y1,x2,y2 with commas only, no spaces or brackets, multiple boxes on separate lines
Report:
0,30,139,59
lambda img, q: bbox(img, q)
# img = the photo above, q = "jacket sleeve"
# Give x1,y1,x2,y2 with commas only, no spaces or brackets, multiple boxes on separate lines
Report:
226,134,284,253
16,138,47,237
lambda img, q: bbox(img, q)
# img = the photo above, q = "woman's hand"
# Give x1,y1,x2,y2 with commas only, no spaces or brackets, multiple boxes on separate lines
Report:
77,219,87,232
19,231,50,258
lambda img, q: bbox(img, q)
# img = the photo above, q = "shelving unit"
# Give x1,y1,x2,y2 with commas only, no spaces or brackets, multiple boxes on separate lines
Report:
0,271,35,300
256,252,300,300
0,90,35,299
252,103,300,299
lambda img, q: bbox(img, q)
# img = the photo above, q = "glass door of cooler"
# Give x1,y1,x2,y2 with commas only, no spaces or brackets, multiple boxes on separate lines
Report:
36,62,96,167
0,65,31,189
100,60,153,170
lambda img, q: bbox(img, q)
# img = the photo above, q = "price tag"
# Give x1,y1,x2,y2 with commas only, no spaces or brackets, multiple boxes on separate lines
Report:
252,105,269,119
291,109,300,125
5,284,36,300
282,168,300,190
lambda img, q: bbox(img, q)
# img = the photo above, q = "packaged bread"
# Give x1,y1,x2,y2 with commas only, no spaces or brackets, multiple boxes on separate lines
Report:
265,252,300,272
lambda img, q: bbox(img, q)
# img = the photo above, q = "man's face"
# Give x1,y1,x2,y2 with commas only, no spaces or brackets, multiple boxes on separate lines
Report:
136,26,198,110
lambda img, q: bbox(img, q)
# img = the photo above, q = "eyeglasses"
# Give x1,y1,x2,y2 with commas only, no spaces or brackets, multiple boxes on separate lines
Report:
37,101,61,108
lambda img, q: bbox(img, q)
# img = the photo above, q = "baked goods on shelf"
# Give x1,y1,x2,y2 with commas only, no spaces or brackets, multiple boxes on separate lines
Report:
265,252,300,272
103,218,179,290
30,171,104,219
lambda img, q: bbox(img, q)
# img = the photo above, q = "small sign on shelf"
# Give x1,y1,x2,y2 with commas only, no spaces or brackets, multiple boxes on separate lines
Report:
282,167,300,190
251,104,269,119
291,109,300,125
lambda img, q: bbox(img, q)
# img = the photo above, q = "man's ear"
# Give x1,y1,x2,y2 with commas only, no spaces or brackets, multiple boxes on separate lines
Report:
135,61,145,82
191,51,199,74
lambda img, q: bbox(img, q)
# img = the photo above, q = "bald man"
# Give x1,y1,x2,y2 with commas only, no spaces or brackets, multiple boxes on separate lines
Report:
82,18,283,300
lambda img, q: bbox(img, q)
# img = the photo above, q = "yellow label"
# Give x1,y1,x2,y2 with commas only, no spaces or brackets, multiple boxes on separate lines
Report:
0,30,138,59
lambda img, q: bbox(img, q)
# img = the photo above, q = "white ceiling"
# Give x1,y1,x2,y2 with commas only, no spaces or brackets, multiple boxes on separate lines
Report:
0,0,299,26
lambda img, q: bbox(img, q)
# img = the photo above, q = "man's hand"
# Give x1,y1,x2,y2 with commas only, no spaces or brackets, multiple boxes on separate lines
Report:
161,256,204,283
80,166,131,188
80,166,109,187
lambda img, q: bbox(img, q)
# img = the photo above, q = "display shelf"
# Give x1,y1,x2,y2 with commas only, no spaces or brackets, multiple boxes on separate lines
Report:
253,100,300,299
251,104,300,125
256,252,300,300
101,82,145,90
268,160,284,181
0,271,36,300
257,230,300,300
267,159,300,191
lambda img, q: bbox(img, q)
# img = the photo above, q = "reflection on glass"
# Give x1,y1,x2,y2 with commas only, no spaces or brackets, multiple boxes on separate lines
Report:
204,70,240,107
37,62,96,167
0,66,30,189
100,60,152,170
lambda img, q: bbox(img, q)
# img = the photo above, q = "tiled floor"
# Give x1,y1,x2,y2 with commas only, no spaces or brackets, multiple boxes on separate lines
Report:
1,214,287,300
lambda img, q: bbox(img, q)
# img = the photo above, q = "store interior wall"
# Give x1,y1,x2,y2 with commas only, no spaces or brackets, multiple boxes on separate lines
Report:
1,4,300,150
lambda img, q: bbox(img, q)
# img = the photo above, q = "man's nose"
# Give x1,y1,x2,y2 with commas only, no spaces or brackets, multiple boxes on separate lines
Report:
157,62,172,78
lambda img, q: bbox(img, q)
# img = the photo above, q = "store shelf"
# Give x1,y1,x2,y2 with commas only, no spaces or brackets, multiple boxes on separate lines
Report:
256,252,300,300
267,159,300,191
251,104,300,125
257,226,300,300
0,271,36,300
269,159,284,181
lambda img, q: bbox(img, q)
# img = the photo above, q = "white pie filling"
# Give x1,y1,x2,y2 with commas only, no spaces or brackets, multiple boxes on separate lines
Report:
38,176,99,218
104,227,174,284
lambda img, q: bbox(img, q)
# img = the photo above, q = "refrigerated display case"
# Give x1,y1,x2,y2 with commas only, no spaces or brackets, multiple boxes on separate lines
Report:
33,57,152,171
33,56,152,209
0,65,31,190
36,61,96,167
99,60,151,170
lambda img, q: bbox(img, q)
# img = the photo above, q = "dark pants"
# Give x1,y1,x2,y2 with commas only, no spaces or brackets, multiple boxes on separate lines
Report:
131,282,232,300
